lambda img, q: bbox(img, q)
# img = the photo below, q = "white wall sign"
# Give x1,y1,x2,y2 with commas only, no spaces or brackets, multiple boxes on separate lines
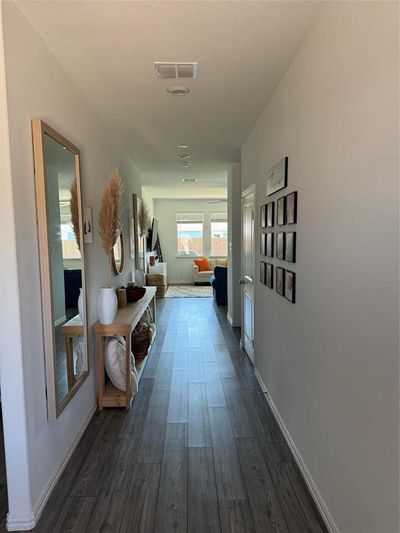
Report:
266,156,288,196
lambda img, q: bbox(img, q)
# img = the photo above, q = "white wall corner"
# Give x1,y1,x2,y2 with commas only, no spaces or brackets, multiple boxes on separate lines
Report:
253,367,340,533
0,3,34,527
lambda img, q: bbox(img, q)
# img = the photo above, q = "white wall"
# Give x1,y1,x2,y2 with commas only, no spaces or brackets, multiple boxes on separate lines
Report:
227,163,241,326
1,2,143,529
241,3,399,533
0,2,32,527
154,198,227,284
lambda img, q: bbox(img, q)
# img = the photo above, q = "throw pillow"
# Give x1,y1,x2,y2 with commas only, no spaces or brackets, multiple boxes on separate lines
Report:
105,336,138,395
194,257,211,272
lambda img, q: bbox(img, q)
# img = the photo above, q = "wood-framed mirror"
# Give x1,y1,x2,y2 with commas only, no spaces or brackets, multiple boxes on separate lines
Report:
112,230,124,275
32,119,89,419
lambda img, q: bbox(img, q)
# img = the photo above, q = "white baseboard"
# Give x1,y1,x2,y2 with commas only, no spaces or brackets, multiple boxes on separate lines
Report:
253,367,340,533
227,313,240,327
6,512,36,531
7,403,97,531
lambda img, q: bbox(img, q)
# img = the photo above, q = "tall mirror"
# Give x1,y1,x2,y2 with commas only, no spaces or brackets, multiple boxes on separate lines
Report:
32,119,89,419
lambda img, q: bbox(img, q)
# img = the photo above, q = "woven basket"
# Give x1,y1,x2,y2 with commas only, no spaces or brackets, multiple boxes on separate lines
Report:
146,273,167,287
132,327,150,359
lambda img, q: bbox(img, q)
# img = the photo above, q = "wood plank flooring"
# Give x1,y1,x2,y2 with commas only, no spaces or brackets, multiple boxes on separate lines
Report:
31,297,327,533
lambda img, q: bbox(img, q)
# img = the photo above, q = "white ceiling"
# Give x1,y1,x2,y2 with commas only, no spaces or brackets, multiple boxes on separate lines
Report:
17,0,320,198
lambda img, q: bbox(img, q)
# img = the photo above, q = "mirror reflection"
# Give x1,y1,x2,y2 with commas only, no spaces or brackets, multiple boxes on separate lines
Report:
112,231,124,275
43,133,88,405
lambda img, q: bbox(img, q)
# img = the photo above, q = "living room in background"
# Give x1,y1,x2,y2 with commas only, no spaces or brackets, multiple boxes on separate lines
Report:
154,198,227,284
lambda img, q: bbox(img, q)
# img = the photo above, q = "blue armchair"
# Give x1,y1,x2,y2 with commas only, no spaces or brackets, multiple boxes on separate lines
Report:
210,266,228,305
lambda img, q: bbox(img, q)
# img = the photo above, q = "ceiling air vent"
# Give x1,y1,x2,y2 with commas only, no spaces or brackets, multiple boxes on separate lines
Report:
154,62,198,80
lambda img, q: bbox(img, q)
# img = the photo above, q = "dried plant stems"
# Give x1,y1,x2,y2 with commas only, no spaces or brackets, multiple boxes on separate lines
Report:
138,200,150,237
70,177,80,252
98,169,124,286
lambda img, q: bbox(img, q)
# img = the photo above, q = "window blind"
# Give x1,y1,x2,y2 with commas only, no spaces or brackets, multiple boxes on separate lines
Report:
176,213,204,223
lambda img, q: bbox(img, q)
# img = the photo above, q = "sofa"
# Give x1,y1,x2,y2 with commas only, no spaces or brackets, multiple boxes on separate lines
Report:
193,257,227,285
211,266,228,305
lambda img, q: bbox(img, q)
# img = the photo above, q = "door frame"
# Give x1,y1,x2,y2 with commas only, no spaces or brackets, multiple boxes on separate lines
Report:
240,184,256,363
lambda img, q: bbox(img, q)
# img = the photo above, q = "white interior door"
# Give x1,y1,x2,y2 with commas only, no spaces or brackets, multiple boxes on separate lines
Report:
241,186,255,363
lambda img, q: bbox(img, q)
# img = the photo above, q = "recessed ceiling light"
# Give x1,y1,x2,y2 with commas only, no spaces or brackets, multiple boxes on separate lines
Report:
182,178,198,183
167,85,190,96
177,145,189,149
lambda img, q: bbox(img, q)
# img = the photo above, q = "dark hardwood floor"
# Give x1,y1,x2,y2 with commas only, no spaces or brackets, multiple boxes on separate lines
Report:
31,297,326,533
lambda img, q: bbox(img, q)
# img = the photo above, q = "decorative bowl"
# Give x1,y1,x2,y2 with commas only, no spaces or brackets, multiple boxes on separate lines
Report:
126,286,146,303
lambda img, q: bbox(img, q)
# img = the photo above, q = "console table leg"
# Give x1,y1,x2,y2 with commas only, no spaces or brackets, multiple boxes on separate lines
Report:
98,334,105,410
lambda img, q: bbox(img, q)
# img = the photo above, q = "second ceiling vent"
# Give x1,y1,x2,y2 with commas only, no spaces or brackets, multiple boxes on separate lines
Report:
154,62,198,80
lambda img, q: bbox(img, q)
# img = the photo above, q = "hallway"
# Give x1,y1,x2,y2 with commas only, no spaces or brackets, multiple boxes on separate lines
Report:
34,298,325,533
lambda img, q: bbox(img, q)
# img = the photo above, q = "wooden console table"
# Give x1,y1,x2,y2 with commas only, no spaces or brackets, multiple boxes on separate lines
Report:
95,286,157,410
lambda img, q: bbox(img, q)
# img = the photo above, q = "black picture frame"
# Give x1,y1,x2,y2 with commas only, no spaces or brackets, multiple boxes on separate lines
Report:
285,270,296,303
277,196,286,226
276,267,285,296
260,233,266,256
260,205,267,228
266,232,274,258
285,232,296,263
286,191,297,225
260,261,266,284
266,202,274,228
276,232,285,260
266,263,273,289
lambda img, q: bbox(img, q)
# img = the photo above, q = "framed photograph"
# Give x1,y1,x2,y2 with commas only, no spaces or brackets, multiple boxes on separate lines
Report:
266,156,288,196
285,232,296,263
276,267,285,296
260,205,267,228
285,270,296,303
286,191,297,224
260,233,266,256
266,263,273,289
276,232,285,260
266,232,274,257
266,202,274,228
277,196,286,226
129,216,135,260
260,261,266,284
83,206,93,244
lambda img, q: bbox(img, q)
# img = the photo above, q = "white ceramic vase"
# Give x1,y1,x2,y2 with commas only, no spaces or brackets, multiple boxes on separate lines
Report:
97,287,118,325
78,288,84,322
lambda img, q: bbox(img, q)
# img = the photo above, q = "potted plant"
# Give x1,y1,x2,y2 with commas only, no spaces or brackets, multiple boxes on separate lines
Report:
97,169,124,324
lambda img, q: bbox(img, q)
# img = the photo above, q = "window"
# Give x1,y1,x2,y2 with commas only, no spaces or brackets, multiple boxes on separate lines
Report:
176,213,204,256
59,186,81,260
210,213,228,256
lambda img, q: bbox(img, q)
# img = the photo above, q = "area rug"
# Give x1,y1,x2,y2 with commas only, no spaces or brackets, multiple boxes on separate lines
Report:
165,285,213,298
